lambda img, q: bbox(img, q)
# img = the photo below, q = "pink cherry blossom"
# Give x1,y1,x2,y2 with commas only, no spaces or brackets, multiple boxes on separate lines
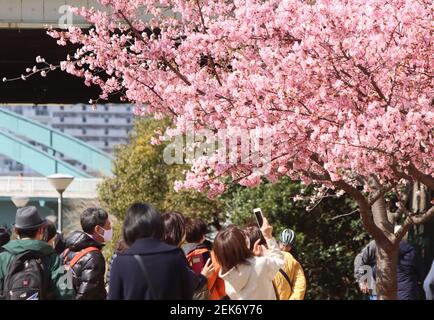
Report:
38,0,432,200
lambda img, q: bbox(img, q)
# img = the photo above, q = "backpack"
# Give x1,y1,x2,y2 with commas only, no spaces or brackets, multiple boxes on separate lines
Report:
186,247,210,275
62,247,99,281
2,250,51,300
186,247,211,300
186,248,227,300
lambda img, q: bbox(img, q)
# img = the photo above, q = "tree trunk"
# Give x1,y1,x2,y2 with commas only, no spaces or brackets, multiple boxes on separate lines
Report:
375,244,399,300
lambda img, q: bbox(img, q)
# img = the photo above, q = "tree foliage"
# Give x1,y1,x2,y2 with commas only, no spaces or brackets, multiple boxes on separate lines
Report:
98,118,223,222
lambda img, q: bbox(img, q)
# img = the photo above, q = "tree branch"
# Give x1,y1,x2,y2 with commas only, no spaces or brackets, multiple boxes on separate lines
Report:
395,206,434,244
333,179,390,246
356,64,388,103
406,163,434,190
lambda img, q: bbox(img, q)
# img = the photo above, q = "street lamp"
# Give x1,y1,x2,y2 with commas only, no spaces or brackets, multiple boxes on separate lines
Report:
47,174,74,232
11,196,29,208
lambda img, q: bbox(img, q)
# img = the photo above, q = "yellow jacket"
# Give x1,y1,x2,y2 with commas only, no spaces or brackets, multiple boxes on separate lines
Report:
273,251,307,300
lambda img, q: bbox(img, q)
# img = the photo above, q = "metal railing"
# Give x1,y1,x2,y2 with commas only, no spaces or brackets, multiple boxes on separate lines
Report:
0,176,102,199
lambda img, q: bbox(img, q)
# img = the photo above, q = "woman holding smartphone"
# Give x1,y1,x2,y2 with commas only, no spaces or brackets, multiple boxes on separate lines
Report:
213,215,284,300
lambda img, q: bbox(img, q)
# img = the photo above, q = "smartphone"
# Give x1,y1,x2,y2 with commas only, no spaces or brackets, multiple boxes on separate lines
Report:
203,251,211,264
253,208,264,227
253,208,267,246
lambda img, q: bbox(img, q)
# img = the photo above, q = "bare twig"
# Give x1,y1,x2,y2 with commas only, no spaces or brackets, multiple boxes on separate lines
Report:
331,209,359,220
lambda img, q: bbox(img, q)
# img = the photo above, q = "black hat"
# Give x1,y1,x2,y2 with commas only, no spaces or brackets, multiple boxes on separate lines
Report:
14,206,46,230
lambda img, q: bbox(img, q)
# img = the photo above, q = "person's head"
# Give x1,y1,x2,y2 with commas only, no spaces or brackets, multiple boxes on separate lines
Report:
43,220,58,249
80,207,111,244
185,218,207,244
162,211,186,247
213,226,253,273
0,227,11,246
243,223,265,251
13,206,47,241
280,228,296,252
123,202,164,246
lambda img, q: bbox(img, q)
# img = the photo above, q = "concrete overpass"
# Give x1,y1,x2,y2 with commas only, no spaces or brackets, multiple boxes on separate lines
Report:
0,1,115,104
0,176,101,199
0,0,102,29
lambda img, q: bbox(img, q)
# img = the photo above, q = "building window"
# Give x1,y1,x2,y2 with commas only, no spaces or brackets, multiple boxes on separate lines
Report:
126,117,131,124
82,106,86,111
104,129,109,135
104,118,109,124
60,106,64,110
60,117,64,122
82,129,87,135
82,117,87,123
104,141,109,147
104,106,109,111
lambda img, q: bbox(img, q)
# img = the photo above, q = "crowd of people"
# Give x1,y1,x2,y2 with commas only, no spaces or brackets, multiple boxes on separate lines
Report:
0,202,432,300
0,203,306,300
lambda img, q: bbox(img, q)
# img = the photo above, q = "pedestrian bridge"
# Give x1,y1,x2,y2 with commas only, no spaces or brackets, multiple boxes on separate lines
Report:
0,176,101,199
0,108,113,177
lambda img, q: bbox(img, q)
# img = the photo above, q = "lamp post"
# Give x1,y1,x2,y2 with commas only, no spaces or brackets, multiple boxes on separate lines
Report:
11,196,30,208
47,174,74,232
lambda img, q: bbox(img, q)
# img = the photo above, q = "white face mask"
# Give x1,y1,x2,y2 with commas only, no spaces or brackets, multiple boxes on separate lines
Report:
100,227,113,242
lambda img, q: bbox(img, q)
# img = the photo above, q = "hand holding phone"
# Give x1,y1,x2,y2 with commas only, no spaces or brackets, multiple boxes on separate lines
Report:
253,208,264,227
253,208,270,244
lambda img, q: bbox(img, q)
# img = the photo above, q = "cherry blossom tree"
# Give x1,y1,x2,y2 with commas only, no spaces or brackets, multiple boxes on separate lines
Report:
8,0,433,299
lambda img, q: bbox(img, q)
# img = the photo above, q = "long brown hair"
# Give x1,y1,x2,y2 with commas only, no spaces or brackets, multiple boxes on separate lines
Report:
213,226,253,273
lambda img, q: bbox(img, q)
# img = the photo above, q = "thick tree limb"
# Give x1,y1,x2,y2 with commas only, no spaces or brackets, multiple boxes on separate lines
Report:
406,163,434,190
369,177,394,236
333,180,390,246
395,206,434,244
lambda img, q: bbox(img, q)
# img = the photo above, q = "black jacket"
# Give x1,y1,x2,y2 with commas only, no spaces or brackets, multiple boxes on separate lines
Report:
397,242,424,300
108,237,206,300
62,231,106,300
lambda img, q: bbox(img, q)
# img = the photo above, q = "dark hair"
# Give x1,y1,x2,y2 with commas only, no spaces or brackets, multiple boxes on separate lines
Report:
0,227,11,246
243,223,265,251
80,207,109,234
162,211,185,246
185,218,207,243
213,226,253,273
44,220,57,242
15,227,40,239
123,202,163,246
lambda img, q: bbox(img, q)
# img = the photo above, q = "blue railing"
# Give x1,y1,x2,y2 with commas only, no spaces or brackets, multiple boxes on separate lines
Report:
0,131,91,178
0,108,113,176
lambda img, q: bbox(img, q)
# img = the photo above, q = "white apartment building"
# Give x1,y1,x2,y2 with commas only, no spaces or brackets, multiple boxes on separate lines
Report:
0,104,134,176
